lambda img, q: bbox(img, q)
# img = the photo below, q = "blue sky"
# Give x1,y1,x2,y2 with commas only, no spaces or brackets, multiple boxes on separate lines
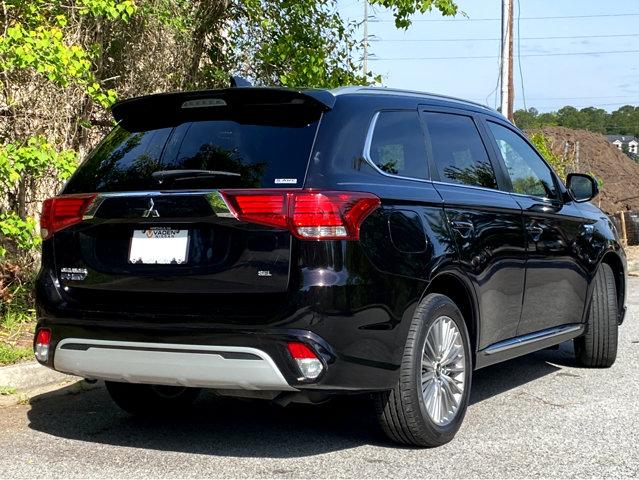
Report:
337,0,639,112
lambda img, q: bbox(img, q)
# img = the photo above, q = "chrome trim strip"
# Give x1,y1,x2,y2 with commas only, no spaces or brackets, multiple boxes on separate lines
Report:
82,189,234,220
508,190,561,204
54,338,297,391
484,324,584,355
432,180,561,204
431,180,510,196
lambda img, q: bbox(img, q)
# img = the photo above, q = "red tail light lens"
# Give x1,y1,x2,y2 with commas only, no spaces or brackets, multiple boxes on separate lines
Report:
34,328,52,362
40,194,97,240
287,341,318,360
223,192,288,229
221,190,380,240
287,341,323,380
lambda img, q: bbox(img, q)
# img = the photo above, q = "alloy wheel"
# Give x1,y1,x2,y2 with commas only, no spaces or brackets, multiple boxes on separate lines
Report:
420,315,466,426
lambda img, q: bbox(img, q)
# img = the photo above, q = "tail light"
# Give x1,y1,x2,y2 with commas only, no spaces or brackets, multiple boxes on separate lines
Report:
34,328,52,362
40,194,97,240
287,341,323,380
220,190,380,240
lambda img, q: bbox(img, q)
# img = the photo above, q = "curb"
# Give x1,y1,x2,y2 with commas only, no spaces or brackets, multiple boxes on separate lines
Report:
0,361,95,407
0,361,75,390
628,260,639,276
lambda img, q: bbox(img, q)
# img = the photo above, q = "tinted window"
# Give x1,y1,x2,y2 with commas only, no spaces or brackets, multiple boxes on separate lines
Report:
368,111,428,179
64,116,320,193
487,122,558,199
423,112,497,189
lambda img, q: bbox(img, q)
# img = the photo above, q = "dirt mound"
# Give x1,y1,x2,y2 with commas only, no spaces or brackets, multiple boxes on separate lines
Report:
525,126,639,214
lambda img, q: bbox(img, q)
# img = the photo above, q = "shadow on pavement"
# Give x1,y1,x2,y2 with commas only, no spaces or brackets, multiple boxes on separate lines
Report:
26,342,577,457
470,341,576,404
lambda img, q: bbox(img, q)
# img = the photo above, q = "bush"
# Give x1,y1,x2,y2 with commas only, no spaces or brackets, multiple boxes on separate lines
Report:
0,262,36,327
529,132,567,180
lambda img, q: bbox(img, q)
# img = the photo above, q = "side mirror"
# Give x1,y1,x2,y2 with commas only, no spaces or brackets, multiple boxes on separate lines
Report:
566,173,598,202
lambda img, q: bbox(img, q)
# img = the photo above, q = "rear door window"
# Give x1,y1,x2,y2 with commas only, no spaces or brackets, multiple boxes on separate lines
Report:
64,114,320,193
367,111,429,179
422,112,498,189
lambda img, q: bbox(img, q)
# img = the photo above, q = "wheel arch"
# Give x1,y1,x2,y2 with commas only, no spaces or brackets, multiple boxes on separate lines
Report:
422,271,479,363
600,250,626,324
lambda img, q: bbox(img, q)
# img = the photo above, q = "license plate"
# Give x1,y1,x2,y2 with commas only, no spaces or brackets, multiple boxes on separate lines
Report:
128,228,189,264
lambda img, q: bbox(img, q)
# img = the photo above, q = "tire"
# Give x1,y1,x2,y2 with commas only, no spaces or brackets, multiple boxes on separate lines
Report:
374,293,472,447
105,381,201,416
574,263,618,368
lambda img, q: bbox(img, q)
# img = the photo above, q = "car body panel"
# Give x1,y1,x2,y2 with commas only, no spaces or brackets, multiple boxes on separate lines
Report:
35,86,627,395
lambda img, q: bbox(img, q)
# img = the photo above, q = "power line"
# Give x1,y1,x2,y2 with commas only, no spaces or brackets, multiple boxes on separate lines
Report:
485,29,503,109
363,0,368,73
472,100,639,107
371,13,639,22
371,33,639,42
516,0,526,110
369,49,639,61
550,102,639,107
523,96,639,101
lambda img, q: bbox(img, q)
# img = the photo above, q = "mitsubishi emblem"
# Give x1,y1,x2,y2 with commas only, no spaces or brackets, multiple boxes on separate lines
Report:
142,198,160,218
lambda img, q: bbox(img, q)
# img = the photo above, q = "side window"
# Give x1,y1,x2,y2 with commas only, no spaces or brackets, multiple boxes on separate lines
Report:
368,111,429,179
422,112,497,189
487,122,558,199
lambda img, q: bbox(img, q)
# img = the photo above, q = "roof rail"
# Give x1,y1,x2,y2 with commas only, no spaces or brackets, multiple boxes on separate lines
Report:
330,86,496,112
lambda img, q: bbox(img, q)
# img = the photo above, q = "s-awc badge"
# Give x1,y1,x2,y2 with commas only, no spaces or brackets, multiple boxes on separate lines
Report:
274,178,298,184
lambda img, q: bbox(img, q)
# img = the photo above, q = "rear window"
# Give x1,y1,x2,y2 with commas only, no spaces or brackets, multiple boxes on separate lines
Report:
64,115,320,193
368,111,429,179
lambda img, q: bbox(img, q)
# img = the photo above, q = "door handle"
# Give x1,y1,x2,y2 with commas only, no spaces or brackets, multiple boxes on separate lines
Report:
526,224,544,241
450,219,475,239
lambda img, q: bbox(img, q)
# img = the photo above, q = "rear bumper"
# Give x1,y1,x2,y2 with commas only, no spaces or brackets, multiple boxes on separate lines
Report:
54,338,297,391
35,319,401,393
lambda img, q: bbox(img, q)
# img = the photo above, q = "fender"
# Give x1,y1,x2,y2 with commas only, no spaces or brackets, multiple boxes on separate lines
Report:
420,265,481,362
577,208,627,325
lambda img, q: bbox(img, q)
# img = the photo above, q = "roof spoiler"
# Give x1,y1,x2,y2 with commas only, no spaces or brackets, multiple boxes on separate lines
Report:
111,87,337,129
229,75,252,87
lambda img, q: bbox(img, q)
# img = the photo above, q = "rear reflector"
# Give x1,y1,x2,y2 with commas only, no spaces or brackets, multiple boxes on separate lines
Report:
221,190,380,240
40,194,97,240
34,328,52,362
287,341,323,380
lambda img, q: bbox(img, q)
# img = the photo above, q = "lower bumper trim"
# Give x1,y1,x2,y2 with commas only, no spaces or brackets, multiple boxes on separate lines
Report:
54,338,297,391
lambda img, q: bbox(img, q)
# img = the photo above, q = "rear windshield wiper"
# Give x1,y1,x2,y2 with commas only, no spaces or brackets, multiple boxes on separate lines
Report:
152,169,241,184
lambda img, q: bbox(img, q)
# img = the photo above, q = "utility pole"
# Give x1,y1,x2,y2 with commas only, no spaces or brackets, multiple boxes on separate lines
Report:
363,0,369,74
500,0,514,121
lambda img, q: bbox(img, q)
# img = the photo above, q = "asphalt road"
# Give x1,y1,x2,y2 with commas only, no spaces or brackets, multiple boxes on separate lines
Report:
1,280,639,479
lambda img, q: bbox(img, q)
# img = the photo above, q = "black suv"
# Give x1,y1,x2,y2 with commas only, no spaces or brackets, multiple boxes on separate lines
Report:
34,84,626,447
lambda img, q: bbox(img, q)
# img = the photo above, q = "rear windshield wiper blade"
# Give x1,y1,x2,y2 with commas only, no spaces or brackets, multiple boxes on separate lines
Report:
152,169,241,184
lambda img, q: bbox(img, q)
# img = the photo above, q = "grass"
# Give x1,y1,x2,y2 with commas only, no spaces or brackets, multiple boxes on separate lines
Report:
0,344,33,365
0,300,36,366
0,386,17,396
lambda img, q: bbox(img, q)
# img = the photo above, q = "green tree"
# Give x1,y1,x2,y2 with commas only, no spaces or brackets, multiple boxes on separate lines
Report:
513,107,540,130
0,0,134,259
514,104,639,138
0,0,462,261
579,107,607,134
609,105,639,137
368,0,458,28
